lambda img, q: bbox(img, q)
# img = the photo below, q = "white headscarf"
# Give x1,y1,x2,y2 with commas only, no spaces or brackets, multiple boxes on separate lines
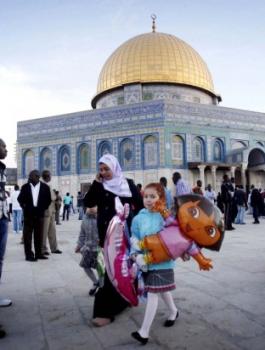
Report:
99,154,132,197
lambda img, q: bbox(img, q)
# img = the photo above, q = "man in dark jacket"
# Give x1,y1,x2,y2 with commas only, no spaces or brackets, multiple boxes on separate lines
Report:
18,170,51,261
250,186,263,224
221,174,235,230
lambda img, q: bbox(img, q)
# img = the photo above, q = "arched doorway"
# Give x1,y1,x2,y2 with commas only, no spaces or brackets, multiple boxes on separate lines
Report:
247,148,265,190
248,148,265,168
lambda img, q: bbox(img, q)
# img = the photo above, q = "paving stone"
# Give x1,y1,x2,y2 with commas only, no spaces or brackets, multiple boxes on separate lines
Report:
0,215,265,349
204,307,265,337
238,334,265,350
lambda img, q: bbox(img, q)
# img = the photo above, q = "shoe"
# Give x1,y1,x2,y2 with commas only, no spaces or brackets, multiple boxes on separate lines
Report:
89,283,99,296
0,328,6,339
240,222,246,225
131,331,148,345
0,298,12,307
43,252,50,256
26,256,37,262
164,310,179,327
92,317,113,327
253,221,260,224
52,249,62,254
36,255,48,260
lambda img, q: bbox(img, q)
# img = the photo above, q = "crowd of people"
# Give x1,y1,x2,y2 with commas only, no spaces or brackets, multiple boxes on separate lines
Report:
1,137,264,342
219,175,265,229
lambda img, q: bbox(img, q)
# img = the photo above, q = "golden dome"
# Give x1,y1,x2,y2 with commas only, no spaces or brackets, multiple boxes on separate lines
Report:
94,32,216,103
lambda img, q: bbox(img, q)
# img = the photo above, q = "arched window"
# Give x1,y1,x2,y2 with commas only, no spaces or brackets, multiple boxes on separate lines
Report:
213,139,224,162
58,145,71,174
231,141,247,150
40,147,52,173
256,141,264,147
143,135,158,168
172,135,184,165
98,141,112,159
192,137,205,161
78,143,90,173
119,138,134,169
23,149,35,177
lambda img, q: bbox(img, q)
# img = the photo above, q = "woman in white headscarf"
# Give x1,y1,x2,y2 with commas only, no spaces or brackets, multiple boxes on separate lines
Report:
83,154,143,327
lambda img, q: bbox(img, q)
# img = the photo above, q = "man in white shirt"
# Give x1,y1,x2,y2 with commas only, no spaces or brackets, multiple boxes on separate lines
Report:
10,185,22,234
204,184,216,204
18,170,51,261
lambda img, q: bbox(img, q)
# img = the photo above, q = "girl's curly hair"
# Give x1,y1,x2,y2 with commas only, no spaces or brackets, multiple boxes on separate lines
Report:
144,183,170,218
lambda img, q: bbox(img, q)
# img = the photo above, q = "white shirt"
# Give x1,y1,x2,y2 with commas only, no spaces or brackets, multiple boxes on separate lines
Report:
30,182,40,207
10,190,22,210
205,190,216,204
6,195,11,205
176,179,191,196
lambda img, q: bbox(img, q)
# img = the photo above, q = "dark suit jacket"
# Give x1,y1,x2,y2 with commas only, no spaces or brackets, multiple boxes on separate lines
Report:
18,182,52,218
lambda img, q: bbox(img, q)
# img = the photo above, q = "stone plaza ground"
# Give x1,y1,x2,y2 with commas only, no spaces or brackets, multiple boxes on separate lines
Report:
0,213,265,350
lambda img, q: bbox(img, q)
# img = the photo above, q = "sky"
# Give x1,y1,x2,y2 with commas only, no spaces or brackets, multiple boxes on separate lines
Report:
1,0,265,167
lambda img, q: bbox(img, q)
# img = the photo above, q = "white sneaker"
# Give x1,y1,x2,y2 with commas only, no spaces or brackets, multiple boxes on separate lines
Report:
0,298,12,307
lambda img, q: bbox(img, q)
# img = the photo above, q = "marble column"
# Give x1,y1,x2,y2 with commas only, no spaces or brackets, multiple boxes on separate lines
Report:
230,166,236,179
211,165,217,190
241,164,247,190
198,165,206,190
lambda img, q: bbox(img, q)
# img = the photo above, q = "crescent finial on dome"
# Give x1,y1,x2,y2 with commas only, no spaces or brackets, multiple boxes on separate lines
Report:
151,14,157,32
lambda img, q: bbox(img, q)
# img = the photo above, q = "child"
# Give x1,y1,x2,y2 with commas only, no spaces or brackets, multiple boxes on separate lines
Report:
130,183,178,345
75,207,103,296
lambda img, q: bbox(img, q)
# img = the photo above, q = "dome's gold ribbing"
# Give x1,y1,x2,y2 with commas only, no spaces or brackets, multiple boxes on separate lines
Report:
96,32,215,96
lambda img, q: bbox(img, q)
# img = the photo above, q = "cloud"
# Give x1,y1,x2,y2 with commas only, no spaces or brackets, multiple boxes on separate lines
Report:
0,65,92,167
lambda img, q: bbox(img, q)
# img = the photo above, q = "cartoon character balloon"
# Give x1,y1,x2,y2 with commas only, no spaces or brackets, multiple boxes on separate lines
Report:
132,194,225,271
176,194,224,251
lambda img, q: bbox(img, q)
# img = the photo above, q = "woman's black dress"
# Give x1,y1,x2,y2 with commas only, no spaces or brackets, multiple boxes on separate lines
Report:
83,179,143,320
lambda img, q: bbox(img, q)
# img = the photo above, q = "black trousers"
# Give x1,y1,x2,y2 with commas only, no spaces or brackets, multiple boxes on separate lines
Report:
224,202,233,229
62,205,70,220
252,205,260,222
93,272,129,319
23,215,44,258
